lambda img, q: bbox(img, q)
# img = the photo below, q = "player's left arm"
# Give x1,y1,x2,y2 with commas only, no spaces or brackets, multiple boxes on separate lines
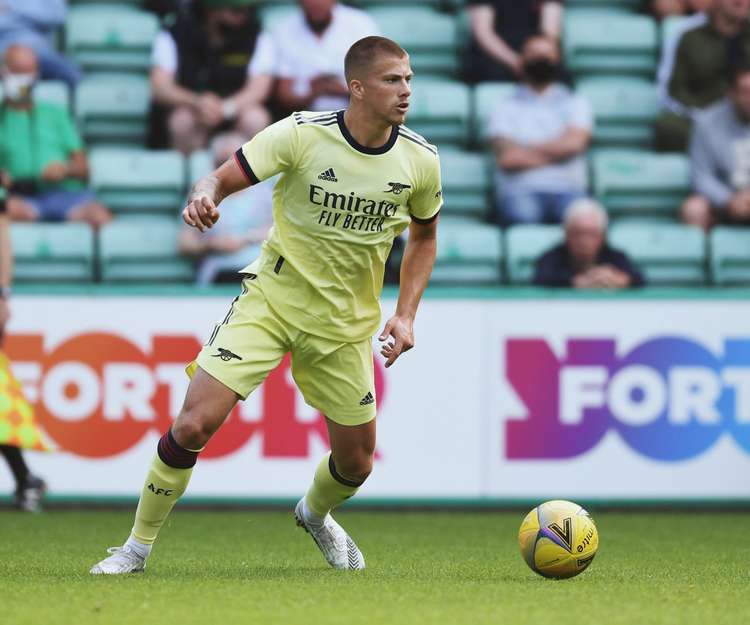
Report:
379,152,442,368
379,218,438,368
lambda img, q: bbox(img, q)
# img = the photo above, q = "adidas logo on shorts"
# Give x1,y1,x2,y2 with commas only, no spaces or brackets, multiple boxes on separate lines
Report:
318,168,338,182
359,392,374,406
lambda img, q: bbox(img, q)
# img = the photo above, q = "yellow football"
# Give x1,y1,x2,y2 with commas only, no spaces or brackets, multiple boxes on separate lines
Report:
518,500,599,579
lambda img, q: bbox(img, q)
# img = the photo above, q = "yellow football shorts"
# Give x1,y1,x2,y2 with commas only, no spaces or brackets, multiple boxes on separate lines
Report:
188,275,376,426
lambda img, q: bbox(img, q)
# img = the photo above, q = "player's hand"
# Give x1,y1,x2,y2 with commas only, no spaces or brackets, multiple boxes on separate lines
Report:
41,161,68,182
378,315,414,369
183,196,220,232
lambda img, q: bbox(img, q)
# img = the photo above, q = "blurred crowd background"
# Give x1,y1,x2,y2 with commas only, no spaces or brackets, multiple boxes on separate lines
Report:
1,0,750,289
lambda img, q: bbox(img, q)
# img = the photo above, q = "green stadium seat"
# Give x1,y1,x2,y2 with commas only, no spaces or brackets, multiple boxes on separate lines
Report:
66,6,158,74
406,79,470,146
610,222,706,286
189,151,214,185
10,223,94,283
100,218,194,283
563,11,658,78
259,5,296,30
577,78,659,148
505,224,563,285
90,148,186,215
432,220,502,284
710,227,750,286
591,150,690,221
472,82,515,144
368,7,458,75
75,75,150,145
439,149,490,218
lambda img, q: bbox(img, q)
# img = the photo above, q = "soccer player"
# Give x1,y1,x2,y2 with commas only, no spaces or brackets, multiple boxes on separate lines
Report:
90,35,441,574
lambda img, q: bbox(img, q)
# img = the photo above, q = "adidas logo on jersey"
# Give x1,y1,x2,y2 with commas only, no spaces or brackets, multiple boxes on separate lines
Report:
359,392,375,406
318,168,338,182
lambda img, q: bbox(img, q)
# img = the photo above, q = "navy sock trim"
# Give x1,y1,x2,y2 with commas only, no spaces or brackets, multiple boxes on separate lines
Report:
157,430,198,469
328,455,365,488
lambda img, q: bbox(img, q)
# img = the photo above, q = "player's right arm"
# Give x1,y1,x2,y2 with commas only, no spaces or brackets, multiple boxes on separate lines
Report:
183,115,300,232
182,158,250,232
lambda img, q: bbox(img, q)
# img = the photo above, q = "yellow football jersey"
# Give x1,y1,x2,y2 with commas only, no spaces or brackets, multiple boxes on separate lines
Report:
234,110,442,343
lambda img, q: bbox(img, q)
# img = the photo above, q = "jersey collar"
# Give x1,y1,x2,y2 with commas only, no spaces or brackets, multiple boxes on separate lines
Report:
336,110,398,155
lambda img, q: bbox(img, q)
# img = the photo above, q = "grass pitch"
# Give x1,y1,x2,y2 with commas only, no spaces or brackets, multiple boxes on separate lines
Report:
1,509,748,625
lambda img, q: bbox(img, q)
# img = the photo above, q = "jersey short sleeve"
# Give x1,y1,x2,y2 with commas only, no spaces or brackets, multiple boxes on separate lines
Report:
409,152,443,224
58,106,84,153
234,115,300,184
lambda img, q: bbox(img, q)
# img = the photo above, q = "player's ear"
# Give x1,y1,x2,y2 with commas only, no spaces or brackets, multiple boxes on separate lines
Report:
348,78,364,101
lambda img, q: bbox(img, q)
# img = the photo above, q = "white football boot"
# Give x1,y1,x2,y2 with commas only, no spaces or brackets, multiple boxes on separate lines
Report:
294,499,365,570
89,546,147,575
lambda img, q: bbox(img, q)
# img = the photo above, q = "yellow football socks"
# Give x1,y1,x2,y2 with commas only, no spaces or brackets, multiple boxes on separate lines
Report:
131,454,194,545
304,452,363,519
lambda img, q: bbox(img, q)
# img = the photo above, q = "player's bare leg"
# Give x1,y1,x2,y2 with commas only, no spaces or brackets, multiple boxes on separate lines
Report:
90,368,239,574
295,418,375,570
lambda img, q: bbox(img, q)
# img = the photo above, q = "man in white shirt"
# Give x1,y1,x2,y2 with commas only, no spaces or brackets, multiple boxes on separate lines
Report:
272,0,378,113
150,0,274,154
488,36,593,225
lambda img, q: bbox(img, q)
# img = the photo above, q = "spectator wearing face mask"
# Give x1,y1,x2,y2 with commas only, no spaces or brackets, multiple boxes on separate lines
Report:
487,36,593,226
0,45,111,227
0,0,81,88
271,0,378,114
149,0,274,154
465,0,562,83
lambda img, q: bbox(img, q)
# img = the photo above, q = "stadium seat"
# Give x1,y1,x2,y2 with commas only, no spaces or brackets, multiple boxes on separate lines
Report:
577,78,659,148
90,148,186,215
406,79,470,146
368,7,458,75
432,220,502,284
609,222,706,286
75,74,150,145
591,150,690,221
439,149,490,219
0,80,69,109
472,82,515,144
100,218,194,283
710,227,750,286
563,11,658,78
505,225,563,285
259,4,296,30
10,223,94,283
66,5,159,74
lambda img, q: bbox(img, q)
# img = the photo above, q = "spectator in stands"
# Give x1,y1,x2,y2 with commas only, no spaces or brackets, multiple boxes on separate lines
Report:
0,0,81,88
0,45,111,227
533,199,646,289
652,0,713,19
272,0,378,114
465,0,562,83
179,133,273,284
656,0,712,111
488,36,593,226
682,63,750,230
655,0,750,152
150,0,273,155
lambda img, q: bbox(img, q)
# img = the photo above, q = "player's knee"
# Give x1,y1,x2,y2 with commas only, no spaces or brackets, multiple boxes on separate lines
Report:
681,195,712,230
171,409,216,450
334,452,373,484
